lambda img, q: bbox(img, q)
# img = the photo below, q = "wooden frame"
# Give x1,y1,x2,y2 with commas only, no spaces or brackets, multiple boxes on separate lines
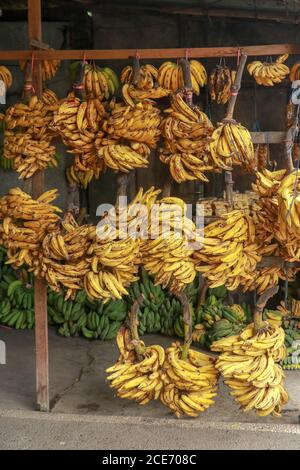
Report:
1,0,299,412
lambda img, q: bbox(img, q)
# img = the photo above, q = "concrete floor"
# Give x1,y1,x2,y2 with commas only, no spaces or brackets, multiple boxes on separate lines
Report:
1,326,300,449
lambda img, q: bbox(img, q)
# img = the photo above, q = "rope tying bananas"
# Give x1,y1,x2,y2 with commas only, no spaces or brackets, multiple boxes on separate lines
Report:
209,65,236,105
247,54,289,86
212,323,288,417
159,92,215,183
157,60,207,95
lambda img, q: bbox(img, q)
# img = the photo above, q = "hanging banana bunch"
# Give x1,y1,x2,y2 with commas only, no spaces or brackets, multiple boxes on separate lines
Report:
159,92,215,183
0,65,13,89
157,59,207,95
193,210,261,291
20,51,60,82
247,54,289,86
83,63,119,100
209,64,236,104
98,99,161,173
290,61,300,81
0,187,61,271
210,119,255,172
140,195,199,294
121,63,169,102
51,93,106,183
3,91,59,178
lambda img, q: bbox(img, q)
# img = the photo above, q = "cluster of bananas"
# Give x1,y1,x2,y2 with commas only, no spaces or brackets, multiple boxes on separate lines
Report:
4,90,58,178
209,65,236,104
157,60,207,95
141,196,199,293
210,119,255,172
0,65,12,89
65,165,97,189
20,54,60,82
98,100,160,172
193,210,261,291
51,95,106,182
242,266,299,295
106,327,165,405
3,92,59,178
83,64,119,100
84,230,140,302
121,64,169,102
160,92,215,183
0,188,61,270
160,342,218,417
290,61,300,81
247,54,289,86
212,323,288,417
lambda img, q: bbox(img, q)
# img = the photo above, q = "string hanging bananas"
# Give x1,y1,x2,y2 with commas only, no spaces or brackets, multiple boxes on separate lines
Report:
193,210,261,291
247,54,289,86
209,65,236,104
106,327,165,405
3,92,59,178
157,60,207,94
159,92,215,183
20,52,60,82
210,119,255,172
0,65,13,90
212,323,288,417
160,342,218,418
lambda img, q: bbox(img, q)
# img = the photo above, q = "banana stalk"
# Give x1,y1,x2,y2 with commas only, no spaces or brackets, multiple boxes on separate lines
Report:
175,291,192,360
253,285,279,332
129,293,146,359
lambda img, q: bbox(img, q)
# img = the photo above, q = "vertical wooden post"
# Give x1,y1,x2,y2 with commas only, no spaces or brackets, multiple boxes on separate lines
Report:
28,0,49,412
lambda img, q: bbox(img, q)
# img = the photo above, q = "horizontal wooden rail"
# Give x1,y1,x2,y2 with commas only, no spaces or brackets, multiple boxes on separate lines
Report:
0,44,300,61
250,132,286,144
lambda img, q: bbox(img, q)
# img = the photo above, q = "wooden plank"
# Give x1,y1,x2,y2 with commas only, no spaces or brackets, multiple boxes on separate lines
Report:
28,0,49,413
0,43,299,61
250,132,286,144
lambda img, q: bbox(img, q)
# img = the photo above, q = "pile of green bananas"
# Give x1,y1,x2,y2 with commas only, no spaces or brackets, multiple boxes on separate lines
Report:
48,290,128,340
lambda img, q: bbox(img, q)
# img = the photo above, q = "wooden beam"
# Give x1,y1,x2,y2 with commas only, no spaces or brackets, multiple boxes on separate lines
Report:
28,0,49,413
0,43,300,61
250,131,286,144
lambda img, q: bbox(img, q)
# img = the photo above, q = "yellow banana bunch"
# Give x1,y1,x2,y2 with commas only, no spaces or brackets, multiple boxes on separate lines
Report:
83,65,119,100
122,83,170,106
3,93,59,178
212,323,288,417
159,92,215,183
247,54,289,86
0,188,61,270
141,196,199,293
277,170,300,237
160,342,218,418
0,65,13,89
277,299,300,318
193,210,261,291
241,266,299,295
98,143,149,173
20,53,60,81
102,100,161,149
121,64,158,90
107,328,165,405
210,120,255,171
209,65,236,104
84,227,140,302
157,60,206,94
65,164,99,189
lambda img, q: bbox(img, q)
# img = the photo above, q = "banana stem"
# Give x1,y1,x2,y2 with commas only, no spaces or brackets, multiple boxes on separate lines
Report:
253,285,279,332
116,173,128,199
175,291,192,360
197,276,208,310
129,293,145,359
